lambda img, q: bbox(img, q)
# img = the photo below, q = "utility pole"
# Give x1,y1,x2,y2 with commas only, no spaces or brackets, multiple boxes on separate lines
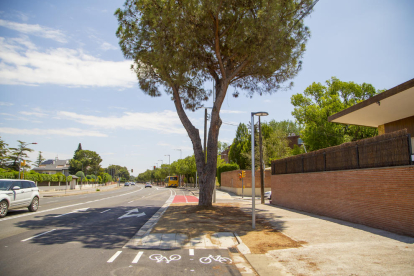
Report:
204,108,207,163
259,116,265,204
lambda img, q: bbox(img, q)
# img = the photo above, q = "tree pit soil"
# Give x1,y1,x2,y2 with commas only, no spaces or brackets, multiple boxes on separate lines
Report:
151,203,302,254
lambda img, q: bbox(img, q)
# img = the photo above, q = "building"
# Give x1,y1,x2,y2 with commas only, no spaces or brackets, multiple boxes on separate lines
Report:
33,158,71,176
328,77,414,157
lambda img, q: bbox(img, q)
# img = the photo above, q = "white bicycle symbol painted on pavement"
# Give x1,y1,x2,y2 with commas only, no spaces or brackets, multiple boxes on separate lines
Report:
199,255,232,264
149,254,181,264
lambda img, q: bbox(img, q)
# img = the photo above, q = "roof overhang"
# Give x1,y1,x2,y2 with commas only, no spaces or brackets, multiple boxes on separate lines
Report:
328,78,414,127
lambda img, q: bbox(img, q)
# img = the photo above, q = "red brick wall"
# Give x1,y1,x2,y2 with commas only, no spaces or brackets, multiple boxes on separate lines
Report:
222,169,272,188
271,166,414,237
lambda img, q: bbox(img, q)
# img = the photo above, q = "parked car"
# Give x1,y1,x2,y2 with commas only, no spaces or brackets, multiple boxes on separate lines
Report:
145,182,152,188
0,179,40,218
264,191,272,200
124,182,130,187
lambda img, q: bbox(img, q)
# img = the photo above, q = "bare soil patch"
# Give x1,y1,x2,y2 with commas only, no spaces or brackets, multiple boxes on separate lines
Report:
152,203,301,253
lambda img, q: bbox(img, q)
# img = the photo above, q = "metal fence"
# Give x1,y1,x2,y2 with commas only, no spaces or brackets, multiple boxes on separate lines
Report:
272,129,412,175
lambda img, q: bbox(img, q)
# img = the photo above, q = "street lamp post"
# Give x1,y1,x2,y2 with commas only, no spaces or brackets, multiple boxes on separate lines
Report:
18,142,37,179
174,149,182,186
165,154,170,177
251,111,269,229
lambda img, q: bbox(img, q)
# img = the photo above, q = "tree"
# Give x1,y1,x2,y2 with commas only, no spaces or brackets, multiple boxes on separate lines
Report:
291,77,379,151
75,171,85,183
116,0,315,206
69,150,102,175
268,120,301,136
7,141,35,171
228,123,250,169
0,137,9,169
35,151,45,167
217,141,229,154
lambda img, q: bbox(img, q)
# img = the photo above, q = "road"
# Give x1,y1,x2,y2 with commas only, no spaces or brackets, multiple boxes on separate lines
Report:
0,184,240,276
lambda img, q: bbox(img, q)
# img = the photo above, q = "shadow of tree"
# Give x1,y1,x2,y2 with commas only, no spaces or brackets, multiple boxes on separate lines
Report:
15,205,161,249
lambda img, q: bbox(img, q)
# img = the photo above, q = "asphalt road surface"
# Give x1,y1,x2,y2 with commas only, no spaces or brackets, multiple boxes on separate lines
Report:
0,185,241,276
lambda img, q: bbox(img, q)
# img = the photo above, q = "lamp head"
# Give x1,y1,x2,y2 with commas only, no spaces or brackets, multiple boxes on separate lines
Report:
252,111,269,117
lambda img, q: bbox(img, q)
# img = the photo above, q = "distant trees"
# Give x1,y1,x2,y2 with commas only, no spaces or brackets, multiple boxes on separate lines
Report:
229,121,293,169
291,77,379,151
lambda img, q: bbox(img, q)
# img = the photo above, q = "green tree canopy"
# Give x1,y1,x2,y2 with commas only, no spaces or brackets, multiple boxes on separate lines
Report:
116,0,316,206
7,140,35,171
291,77,379,151
69,149,102,175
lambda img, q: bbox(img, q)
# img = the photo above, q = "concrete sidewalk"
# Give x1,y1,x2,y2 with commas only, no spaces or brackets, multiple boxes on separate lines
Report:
39,183,121,197
184,188,414,275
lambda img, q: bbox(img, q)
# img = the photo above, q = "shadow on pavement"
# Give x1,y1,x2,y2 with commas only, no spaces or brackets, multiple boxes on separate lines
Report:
14,205,161,249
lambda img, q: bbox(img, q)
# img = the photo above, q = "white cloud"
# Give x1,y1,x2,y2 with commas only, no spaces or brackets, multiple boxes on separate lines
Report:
0,102,14,106
0,37,137,87
0,19,67,43
221,109,246,114
58,110,186,134
20,111,47,117
0,127,107,137
100,42,118,51
264,99,272,103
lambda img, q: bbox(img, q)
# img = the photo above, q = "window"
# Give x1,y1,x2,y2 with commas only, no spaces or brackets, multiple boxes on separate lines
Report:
21,181,32,189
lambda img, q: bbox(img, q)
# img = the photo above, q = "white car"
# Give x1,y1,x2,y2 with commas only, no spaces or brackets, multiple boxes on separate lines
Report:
264,191,272,200
145,182,152,188
0,179,40,218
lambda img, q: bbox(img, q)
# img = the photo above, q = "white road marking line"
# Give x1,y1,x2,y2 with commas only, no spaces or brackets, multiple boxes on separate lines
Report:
54,208,89,218
21,229,56,242
132,251,144,264
100,209,111,213
0,188,145,222
107,251,122,263
189,249,194,256
128,200,134,203
47,200,58,203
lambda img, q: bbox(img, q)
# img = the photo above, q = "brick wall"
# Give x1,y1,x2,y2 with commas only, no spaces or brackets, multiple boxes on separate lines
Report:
271,166,414,237
221,169,271,196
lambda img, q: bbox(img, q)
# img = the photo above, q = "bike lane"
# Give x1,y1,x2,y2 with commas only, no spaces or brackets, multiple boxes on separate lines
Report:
104,248,242,276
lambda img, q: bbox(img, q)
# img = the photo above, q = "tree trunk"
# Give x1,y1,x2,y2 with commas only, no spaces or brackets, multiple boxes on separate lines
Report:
171,80,227,207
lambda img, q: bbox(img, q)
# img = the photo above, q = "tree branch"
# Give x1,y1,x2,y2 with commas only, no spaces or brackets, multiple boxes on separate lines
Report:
210,11,226,79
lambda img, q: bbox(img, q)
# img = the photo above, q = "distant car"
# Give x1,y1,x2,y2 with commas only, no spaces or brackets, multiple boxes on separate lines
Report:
131,182,135,186
124,182,130,187
264,191,272,200
0,179,40,218
145,182,152,188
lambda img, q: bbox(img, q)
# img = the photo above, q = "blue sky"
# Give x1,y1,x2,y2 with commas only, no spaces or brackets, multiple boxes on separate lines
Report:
0,0,413,176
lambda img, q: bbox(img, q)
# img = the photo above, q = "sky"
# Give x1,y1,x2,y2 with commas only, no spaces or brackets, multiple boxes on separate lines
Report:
0,0,413,176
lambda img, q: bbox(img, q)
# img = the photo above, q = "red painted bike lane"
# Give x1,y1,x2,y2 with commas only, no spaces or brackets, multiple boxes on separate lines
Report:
172,195,199,203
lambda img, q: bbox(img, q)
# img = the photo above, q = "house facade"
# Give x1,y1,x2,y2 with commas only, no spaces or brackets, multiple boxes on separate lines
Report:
33,158,71,176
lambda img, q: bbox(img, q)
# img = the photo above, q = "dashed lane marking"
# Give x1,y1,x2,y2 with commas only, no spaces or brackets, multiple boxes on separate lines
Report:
107,251,122,263
100,209,111,213
132,251,144,264
189,249,194,256
21,229,56,242
0,187,145,222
